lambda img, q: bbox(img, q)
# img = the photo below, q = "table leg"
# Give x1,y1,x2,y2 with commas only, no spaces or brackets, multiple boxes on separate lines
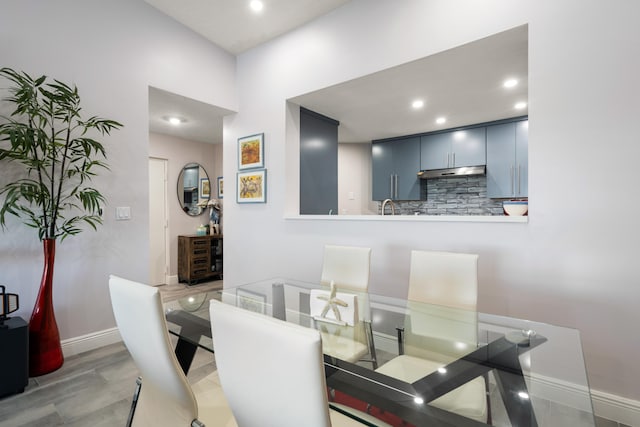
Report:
174,337,198,374
491,344,539,427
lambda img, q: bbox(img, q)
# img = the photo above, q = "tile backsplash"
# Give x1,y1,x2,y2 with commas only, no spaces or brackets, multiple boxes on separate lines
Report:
381,176,506,216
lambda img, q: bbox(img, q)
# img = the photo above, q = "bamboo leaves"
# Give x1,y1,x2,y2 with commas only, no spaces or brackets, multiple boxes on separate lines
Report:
0,67,122,241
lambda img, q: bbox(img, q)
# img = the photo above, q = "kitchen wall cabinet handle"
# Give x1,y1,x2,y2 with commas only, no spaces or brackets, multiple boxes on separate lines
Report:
394,174,399,199
389,174,394,198
446,153,450,168
517,164,521,195
510,165,514,196
452,152,456,167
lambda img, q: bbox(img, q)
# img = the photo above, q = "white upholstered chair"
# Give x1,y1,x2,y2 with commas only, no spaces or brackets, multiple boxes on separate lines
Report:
374,250,488,423
109,275,236,427
320,245,371,291
318,245,377,367
209,299,386,427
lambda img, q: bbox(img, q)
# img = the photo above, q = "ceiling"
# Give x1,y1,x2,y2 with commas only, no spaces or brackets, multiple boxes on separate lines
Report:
148,87,234,144
144,0,352,55
146,0,351,144
145,2,527,146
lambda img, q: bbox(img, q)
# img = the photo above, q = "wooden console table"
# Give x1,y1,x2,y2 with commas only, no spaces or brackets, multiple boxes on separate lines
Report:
178,235,223,285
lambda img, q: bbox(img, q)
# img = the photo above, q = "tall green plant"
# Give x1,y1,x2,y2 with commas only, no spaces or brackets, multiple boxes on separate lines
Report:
0,68,122,241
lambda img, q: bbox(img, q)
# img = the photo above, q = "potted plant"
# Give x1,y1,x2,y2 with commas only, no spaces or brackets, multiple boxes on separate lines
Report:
0,68,122,376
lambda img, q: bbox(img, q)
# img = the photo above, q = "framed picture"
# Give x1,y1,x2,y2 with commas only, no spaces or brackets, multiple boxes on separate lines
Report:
200,178,210,198
237,169,267,204
237,288,266,314
217,176,224,199
238,133,264,170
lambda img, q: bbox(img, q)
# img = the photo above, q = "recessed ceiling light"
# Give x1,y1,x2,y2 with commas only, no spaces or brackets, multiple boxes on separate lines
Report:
503,78,518,88
436,117,446,125
250,0,264,12
164,116,186,125
411,99,424,109
514,101,527,110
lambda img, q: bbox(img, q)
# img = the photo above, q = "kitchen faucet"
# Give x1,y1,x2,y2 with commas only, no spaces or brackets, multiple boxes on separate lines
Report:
381,198,396,215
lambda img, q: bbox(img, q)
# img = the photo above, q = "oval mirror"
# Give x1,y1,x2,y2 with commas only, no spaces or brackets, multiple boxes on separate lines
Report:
177,162,210,216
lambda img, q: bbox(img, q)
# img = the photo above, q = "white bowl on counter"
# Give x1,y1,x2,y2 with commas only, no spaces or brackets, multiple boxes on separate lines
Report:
503,200,528,216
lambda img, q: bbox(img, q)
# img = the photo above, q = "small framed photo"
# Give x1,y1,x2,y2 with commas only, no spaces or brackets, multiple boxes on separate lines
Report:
238,133,264,170
217,176,224,199
237,169,267,204
200,178,210,198
236,288,267,314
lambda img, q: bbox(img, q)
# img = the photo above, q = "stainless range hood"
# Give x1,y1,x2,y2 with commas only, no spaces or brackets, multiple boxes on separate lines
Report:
417,165,486,179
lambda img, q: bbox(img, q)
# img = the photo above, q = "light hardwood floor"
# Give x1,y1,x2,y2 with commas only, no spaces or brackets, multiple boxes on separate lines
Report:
0,341,216,427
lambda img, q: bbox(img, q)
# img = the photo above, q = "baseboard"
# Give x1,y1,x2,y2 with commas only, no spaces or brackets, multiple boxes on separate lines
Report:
167,274,179,285
591,389,640,426
60,327,122,358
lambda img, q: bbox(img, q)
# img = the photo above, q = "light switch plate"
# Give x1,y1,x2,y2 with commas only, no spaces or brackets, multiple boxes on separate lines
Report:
116,206,131,220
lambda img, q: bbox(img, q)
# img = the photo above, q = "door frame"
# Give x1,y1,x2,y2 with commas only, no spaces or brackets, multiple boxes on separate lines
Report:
149,157,170,285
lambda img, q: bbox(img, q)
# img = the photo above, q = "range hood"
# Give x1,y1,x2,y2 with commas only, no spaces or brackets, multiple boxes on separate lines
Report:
417,165,486,179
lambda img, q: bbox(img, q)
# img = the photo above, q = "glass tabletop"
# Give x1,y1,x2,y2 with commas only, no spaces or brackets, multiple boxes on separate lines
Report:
164,278,594,427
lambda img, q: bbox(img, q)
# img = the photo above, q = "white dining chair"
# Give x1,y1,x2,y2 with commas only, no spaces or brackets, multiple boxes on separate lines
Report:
319,245,377,368
320,245,371,291
109,275,236,427
209,299,387,427
374,250,488,423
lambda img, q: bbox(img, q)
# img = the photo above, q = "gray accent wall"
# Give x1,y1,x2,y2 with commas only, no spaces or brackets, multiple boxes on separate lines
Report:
300,108,339,215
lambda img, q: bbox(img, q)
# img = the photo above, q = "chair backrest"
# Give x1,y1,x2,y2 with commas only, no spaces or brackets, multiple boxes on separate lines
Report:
210,299,332,427
406,251,479,357
320,245,371,292
109,275,198,427
408,250,479,311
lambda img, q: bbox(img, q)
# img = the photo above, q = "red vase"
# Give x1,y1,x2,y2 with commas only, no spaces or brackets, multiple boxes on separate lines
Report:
29,238,64,376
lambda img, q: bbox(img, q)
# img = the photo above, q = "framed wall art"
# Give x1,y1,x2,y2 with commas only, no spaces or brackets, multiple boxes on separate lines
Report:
200,178,210,198
217,176,224,199
238,133,264,170
237,169,267,204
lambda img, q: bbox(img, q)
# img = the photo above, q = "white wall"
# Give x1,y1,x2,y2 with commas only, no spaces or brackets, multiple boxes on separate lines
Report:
224,0,640,405
338,143,377,215
0,1,236,339
149,132,221,277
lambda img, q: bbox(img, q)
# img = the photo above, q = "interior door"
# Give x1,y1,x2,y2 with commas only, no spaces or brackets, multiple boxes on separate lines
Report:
149,157,169,286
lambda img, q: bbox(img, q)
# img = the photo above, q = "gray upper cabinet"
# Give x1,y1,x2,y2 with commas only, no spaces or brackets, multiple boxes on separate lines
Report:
420,127,486,170
486,119,528,198
372,136,421,201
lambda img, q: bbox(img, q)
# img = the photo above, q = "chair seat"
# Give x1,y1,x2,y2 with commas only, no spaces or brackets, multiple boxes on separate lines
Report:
191,371,238,427
320,331,369,362
376,355,487,422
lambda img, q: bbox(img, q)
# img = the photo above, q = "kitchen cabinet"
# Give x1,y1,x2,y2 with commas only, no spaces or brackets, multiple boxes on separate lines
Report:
182,166,199,189
372,136,421,200
420,127,486,170
178,235,223,285
486,119,528,198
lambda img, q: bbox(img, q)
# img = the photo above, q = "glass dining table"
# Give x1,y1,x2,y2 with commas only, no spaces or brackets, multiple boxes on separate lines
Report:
163,278,595,427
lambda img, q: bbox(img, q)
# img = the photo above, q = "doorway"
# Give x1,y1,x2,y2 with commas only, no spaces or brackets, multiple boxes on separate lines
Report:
149,157,169,285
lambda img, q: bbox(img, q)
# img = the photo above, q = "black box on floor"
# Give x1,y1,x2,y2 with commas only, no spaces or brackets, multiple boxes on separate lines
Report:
0,316,29,397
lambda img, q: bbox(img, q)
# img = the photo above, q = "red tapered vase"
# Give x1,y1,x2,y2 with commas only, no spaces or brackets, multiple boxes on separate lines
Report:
29,238,64,376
